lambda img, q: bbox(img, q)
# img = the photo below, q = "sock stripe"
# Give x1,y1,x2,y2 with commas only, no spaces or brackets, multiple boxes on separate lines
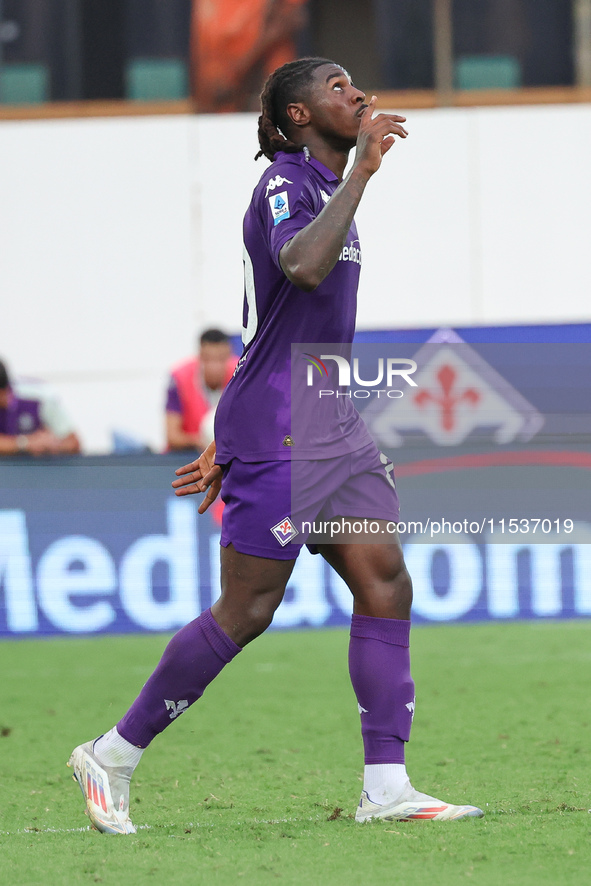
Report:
350,614,410,647
200,608,242,660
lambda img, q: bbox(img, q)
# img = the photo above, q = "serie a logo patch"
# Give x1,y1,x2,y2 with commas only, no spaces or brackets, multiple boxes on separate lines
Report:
269,191,290,225
270,516,299,546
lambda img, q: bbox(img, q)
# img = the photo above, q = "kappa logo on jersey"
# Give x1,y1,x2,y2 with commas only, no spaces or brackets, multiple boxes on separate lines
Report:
269,191,290,225
358,703,369,714
265,174,293,196
165,699,189,720
406,700,416,719
320,189,330,204
270,516,299,546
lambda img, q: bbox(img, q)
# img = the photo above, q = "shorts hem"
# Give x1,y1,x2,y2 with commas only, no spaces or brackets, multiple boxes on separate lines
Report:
220,535,300,561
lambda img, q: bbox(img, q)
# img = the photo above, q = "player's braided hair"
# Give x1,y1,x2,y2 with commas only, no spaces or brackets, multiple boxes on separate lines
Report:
255,57,336,161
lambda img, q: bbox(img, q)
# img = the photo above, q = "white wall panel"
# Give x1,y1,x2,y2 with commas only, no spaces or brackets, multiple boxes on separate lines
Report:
189,114,272,331
475,104,591,324
354,107,476,328
1,103,590,451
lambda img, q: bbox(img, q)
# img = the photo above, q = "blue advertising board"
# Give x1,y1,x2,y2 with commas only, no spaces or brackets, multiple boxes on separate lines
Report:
1,328,590,637
1,452,590,636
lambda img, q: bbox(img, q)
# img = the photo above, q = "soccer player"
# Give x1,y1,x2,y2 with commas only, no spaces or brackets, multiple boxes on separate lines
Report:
68,58,484,832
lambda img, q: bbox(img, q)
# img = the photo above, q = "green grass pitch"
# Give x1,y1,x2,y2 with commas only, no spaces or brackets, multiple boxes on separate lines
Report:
1,621,590,885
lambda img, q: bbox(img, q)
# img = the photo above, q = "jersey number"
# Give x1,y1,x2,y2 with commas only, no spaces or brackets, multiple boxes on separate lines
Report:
242,245,258,347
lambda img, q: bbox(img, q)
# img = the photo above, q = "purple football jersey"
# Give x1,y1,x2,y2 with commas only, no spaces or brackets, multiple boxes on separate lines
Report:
0,389,43,436
214,150,372,463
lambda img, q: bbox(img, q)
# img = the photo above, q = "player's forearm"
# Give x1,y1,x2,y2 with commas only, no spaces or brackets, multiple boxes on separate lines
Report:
166,412,200,451
57,432,81,455
167,424,199,450
168,431,201,451
0,433,22,455
279,166,370,291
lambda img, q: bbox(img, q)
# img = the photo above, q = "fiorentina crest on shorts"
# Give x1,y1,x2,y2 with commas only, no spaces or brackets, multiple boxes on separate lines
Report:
271,516,299,546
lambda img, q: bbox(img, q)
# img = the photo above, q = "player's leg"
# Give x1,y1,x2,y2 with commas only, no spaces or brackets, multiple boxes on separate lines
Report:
212,542,295,645
115,544,294,745
68,547,295,834
319,532,483,821
318,531,414,800
68,456,299,834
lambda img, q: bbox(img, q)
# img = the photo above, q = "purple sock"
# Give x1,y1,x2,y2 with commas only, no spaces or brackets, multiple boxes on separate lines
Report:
117,608,241,748
348,614,415,765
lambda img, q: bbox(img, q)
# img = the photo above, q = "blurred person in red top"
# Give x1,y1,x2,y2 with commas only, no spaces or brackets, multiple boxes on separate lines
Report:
192,0,308,111
165,329,238,452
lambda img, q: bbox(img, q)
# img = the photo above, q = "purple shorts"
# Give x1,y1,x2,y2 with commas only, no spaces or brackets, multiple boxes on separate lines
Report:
219,442,400,560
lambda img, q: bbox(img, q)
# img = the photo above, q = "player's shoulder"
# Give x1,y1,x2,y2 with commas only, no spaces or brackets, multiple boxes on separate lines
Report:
254,151,312,197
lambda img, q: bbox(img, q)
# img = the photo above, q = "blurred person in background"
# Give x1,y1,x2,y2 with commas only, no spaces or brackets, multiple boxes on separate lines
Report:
165,329,238,452
192,0,308,111
0,358,81,456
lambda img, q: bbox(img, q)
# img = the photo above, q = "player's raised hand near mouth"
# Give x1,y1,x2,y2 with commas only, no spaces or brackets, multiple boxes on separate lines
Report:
278,83,409,292
353,95,408,177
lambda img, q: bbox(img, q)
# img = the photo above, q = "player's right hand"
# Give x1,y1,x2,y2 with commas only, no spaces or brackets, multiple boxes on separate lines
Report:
172,440,222,514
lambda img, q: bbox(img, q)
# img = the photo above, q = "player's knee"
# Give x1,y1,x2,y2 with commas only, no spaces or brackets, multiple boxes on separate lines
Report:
244,597,279,638
376,549,413,600
389,562,413,612
374,560,413,617
214,589,283,645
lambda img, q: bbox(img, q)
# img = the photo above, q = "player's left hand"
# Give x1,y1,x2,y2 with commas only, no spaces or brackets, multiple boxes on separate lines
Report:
172,440,222,514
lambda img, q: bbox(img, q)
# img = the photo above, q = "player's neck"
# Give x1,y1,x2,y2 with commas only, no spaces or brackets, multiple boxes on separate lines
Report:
301,138,350,181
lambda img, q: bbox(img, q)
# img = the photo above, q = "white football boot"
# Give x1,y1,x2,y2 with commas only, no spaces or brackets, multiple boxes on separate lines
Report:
67,740,136,834
355,780,484,822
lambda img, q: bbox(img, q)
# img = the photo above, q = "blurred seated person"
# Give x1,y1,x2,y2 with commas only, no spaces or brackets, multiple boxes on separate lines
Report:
165,329,238,452
0,358,81,456
192,0,308,112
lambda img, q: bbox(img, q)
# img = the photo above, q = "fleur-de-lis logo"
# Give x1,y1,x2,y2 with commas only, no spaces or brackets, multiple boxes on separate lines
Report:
165,699,189,719
414,364,480,430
